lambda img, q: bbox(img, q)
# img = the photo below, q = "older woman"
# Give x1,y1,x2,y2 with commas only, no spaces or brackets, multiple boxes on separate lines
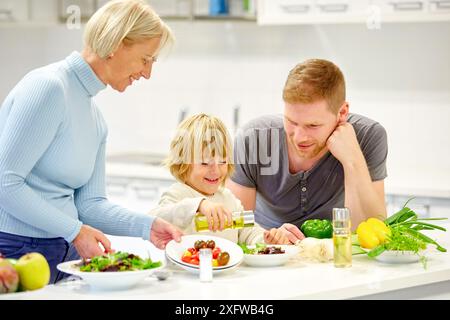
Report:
0,0,183,283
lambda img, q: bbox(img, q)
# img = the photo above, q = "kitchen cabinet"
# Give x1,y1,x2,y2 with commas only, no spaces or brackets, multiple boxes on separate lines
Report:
257,0,450,25
149,0,257,21
0,0,29,23
0,0,257,26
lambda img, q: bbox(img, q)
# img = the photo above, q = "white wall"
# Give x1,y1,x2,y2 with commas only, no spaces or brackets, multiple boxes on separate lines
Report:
0,20,449,193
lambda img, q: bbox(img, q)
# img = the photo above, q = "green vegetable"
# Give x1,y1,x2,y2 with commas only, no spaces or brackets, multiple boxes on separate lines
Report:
360,199,447,268
238,243,267,255
78,251,162,272
300,219,333,239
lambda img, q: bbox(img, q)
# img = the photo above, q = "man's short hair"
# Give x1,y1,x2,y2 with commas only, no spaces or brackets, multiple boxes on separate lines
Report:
283,59,346,114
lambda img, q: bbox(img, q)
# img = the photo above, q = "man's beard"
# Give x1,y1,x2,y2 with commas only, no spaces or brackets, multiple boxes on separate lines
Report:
290,138,327,160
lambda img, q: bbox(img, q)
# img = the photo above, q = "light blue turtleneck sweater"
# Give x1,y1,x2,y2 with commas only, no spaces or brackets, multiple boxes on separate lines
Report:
0,52,154,243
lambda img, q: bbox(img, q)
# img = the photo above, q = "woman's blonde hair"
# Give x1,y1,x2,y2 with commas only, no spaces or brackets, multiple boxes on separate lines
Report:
84,0,174,59
165,114,234,184
283,59,346,114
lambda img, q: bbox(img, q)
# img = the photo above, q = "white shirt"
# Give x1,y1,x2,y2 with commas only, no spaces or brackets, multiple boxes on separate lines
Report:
151,182,265,245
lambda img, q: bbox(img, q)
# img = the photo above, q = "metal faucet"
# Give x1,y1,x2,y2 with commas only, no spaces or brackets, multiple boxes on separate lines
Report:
179,107,189,124
233,104,240,134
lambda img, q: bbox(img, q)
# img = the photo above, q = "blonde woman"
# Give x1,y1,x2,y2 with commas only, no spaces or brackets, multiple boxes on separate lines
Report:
153,114,293,245
0,0,182,283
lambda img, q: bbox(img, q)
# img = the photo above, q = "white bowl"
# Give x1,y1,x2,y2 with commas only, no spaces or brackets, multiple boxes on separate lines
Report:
243,245,298,267
165,234,243,273
57,259,165,291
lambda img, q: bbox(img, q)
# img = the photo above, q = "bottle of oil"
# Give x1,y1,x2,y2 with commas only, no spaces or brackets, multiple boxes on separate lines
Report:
332,208,352,268
194,210,255,232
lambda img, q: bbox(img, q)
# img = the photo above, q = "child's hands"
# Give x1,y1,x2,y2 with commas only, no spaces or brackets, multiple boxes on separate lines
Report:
263,227,291,244
198,200,233,231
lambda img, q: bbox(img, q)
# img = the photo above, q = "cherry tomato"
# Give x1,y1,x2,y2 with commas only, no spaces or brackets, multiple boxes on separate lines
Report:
187,247,197,255
217,252,230,266
212,248,221,259
190,259,199,265
206,240,216,249
194,240,207,250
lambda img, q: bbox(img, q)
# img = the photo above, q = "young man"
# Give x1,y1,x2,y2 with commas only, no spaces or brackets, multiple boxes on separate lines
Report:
227,59,388,242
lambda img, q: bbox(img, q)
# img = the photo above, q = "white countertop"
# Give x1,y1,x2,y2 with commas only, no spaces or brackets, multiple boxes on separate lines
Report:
3,230,450,300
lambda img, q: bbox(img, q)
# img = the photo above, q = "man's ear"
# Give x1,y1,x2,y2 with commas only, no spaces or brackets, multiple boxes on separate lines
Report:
338,102,349,123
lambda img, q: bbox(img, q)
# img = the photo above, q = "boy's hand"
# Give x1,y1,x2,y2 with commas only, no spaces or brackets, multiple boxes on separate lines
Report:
198,199,233,231
264,228,290,244
279,223,305,244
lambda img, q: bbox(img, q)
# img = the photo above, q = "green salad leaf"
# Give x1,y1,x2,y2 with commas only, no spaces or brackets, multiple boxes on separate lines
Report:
78,251,162,272
238,243,267,255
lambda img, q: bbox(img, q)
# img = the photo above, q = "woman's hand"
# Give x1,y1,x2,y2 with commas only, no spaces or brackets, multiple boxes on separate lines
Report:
198,199,233,231
73,225,114,259
150,217,183,250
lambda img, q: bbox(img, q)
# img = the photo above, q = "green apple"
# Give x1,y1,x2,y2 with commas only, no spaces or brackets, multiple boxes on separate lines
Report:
0,258,19,293
7,258,18,267
15,253,50,291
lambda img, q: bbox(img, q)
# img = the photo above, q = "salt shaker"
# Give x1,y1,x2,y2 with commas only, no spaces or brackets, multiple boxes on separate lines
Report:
199,248,213,282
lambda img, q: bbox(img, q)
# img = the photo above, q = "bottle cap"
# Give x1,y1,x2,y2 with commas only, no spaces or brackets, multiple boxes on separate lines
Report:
332,208,350,221
233,210,255,226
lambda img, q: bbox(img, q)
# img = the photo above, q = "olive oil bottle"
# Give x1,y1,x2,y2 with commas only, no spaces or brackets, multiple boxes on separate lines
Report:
332,208,352,268
195,210,255,232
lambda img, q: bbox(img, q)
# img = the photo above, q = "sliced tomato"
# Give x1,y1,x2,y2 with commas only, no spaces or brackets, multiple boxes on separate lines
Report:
191,252,199,261
181,255,191,263
187,247,197,255
190,259,199,265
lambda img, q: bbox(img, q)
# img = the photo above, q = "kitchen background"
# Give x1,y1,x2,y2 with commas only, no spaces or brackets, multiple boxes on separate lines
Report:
1,0,450,223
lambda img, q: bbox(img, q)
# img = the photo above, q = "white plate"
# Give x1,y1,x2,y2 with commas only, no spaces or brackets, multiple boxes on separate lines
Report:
166,254,240,274
243,245,298,267
57,259,165,291
360,247,421,264
373,250,420,264
165,235,243,273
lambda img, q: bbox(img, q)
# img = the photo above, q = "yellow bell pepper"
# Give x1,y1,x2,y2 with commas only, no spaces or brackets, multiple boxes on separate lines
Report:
356,218,391,249
367,218,391,243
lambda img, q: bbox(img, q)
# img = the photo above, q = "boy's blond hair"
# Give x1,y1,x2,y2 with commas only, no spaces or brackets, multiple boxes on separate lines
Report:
282,59,346,114
165,114,234,184
84,0,174,59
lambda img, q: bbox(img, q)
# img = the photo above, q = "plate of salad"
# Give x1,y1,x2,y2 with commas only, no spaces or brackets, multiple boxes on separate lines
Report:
57,251,164,290
239,243,298,267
